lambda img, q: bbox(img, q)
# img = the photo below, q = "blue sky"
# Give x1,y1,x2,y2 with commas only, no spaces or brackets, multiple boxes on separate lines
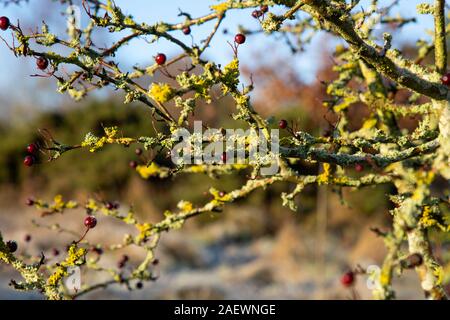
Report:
0,0,435,114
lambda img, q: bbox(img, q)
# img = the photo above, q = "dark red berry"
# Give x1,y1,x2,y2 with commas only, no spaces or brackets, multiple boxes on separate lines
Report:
105,202,114,210
113,202,120,209
152,258,159,265
26,198,34,206
279,119,288,129
136,282,143,289
221,152,227,163
355,163,364,172
441,73,450,86
84,216,97,229
52,248,60,256
252,10,262,18
6,240,18,253
135,148,143,156
24,234,31,242
26,143,38,154
91,247,103,255
129,160,138,169
118,255,128,268
234,33,246,45
182,26,191,35
402,253,423,269
340,271,354,287
260,5,269,13
0,16,10,31
155,53,167,65
36,57,49,70
24,155,35,167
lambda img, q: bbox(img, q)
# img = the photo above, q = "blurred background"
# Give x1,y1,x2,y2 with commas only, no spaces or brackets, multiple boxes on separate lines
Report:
0,0,448,299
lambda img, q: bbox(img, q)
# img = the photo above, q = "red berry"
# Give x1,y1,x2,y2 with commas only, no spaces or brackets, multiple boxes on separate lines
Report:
24,155,35,167
36,57,49,70
135,148,143,156
279,119,288,129
24,234,32,242
26,198,34,206
105,202,114,210
155,53,167,65
221,152,227,163
441,73,450,86
91,247,103,255
252,10,263,18
52,248,60,256
340,271,354,287
182,26,191,35
355,163,364,172
84,216,97,229
118,254,129,268
219,191,226,197
152,258,159,265
234,33,246,45
129,160,138,169
26,143,38,154
6,240,18,253
113,202,120,209
260,5,269,13
0,16,10,31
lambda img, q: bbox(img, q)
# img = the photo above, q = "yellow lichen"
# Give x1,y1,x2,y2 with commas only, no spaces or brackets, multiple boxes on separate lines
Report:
177,200,194,212
317,163,332,184
135,223,152,244
149,83,175,103
136,162,162,179
221,58,240,95
210,2,229,13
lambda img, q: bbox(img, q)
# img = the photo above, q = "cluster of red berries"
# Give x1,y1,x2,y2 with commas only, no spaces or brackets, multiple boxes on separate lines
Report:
24,143,38,167
251,5,269,19
129,148,143,169
0,16,10,31
105,201,120,210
